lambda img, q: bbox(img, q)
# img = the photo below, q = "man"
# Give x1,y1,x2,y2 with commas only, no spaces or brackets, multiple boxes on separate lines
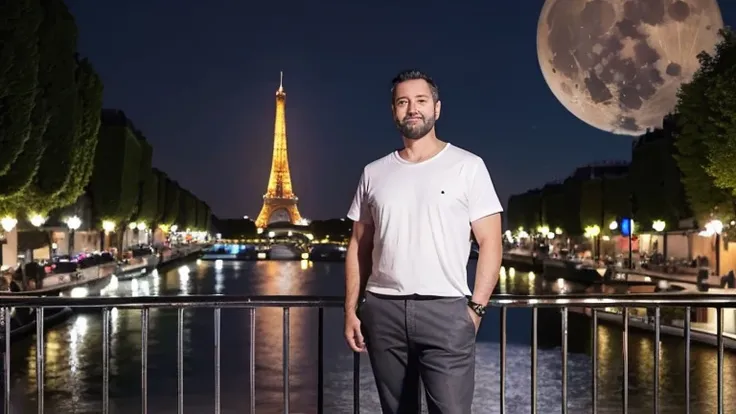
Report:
343,69,503,414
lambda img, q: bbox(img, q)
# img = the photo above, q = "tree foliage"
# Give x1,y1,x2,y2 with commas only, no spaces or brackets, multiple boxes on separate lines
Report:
60,57,103,206
673,28,736,224
0,0,43,207
89,111,142,225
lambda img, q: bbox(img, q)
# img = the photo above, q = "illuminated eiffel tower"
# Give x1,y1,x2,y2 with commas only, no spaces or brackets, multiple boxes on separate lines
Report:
255,72,303,229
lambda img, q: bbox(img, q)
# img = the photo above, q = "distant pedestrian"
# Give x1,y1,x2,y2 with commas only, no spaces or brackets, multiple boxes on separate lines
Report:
343,69,504,414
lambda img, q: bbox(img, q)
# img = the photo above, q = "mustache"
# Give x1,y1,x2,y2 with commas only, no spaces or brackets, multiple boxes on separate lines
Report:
402,114,424,122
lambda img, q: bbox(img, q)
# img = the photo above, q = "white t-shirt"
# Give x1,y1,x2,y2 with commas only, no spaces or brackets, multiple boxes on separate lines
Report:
347,143,503,297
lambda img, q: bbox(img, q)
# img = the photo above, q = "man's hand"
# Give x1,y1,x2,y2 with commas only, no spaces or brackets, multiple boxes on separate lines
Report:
344,312,366,352
467,307,481,334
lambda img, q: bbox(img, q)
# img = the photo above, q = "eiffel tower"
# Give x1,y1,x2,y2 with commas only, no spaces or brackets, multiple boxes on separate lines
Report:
255,72,303,229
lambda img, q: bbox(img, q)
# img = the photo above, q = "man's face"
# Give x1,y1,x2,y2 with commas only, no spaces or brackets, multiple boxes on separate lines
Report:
392,79,441,140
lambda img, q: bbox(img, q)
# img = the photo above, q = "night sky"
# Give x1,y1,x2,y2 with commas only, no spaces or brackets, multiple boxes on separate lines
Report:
66,1,736,221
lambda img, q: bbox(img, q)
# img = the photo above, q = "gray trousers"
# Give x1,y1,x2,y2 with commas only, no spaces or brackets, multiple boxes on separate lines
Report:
359,292,476,414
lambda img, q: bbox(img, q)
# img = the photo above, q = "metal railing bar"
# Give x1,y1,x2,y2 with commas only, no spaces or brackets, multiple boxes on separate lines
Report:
717,307,724,414
102,308,110,414
622,307,629,414
500,306,507,414
177,308,184,414
249,308,256,414
654,307,660,414
353,351,360,414
4,307,10,413
317,307,324,414
2,293,736,308
530,307,537,414
35,308,44,414
684,306,691,414
561,307,568,414
591,308,598,414
283,307,290,414
141,308,149,414
214,308,221,414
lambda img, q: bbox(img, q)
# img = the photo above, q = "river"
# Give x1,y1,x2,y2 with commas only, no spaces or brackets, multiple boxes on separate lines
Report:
4,259,736,413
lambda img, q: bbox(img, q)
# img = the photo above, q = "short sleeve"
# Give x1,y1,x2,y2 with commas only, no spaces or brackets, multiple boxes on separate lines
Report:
468,158,503,222
347,169,374,225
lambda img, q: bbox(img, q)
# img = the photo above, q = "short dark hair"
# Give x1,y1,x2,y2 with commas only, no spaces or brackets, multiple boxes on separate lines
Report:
391,69,439,103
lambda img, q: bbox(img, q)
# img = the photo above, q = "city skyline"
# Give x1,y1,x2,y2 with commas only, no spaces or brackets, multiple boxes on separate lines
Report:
66,1,736,219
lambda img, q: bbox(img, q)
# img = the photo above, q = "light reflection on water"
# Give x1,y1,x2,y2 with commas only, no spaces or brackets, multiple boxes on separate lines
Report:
4,261,736,413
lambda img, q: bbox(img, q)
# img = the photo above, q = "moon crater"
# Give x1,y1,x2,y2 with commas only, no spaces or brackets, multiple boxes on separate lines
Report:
537,0,724,135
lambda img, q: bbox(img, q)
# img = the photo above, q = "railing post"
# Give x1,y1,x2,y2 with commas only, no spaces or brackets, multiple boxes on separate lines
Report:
654,307,660,414
3,307,10,414
283,307,290,414
249,307,256,414
530,307,537,414
102,308,110,414
591,308,598,414
622,307,629,414
684,306,691,414
353,351,360,414
561,307,568,414
317,307,324,414
499,306,507,413
35,308,44,414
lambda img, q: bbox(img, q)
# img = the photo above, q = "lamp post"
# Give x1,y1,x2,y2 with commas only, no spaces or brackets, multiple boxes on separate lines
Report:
66,216,81,256
699,219,723,276
652,220,667,261
0,217,18,269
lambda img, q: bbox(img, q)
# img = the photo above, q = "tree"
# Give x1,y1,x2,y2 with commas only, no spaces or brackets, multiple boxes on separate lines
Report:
59,57,104,206
89,110,142,231
0,0,43,210
674,28,736,225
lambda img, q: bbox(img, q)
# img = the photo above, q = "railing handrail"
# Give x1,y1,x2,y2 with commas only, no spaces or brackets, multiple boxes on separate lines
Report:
1,292,735,308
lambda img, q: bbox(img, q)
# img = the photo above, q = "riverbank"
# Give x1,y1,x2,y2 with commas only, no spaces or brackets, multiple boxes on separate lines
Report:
570,307,736,351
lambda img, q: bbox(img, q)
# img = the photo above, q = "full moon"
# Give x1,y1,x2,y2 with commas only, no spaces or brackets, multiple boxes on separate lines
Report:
537,0,724,135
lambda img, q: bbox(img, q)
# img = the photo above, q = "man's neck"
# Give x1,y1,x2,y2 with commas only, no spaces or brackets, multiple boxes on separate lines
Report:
399,134,446,163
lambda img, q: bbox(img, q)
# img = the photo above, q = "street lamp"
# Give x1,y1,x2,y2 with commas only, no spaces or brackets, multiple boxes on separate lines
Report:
29,214,46,228
699,219,723,275
652,220,667,260
66,215,81,255
0,216,16,270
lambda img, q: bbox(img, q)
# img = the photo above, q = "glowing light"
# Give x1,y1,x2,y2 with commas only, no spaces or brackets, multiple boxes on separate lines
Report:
584,225,600,238
652,220,666,232
29,214,46,227
66,215,81,231
170,224,178,233
608,220,618,230
102,220,115,233
137,222,147,231
699,219,724,237
268,231,275,238
0,216,17,232
301,252,309,260
554,227,563,235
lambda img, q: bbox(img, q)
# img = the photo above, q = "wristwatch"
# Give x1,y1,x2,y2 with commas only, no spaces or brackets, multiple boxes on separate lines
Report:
467,299,486,317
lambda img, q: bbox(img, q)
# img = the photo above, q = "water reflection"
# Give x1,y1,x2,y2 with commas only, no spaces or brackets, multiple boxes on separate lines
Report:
4,262,736,413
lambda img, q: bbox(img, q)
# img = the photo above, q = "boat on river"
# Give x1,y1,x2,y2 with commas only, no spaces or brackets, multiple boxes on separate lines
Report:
308,243,346,262
116,244,159,281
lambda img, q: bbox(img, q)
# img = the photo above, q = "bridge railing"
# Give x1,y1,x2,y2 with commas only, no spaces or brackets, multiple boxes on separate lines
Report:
0,293,734,414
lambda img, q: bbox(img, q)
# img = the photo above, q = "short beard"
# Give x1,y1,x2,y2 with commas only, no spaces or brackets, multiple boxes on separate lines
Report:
395,115,436,140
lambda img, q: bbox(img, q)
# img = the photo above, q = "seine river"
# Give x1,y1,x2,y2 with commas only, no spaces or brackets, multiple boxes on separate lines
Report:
4,258,736,413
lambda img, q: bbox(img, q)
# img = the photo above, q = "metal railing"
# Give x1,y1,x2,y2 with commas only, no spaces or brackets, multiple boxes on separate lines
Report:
0,293,734,414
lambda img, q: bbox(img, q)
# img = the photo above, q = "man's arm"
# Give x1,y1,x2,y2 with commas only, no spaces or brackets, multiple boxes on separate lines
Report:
344,220,374,313
470,213,503,306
